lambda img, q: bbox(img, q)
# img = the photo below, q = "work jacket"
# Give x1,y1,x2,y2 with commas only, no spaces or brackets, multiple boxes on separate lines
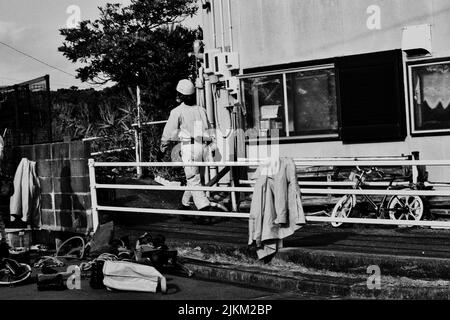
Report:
161,103,213,152
248,157,306,259
0,135,4,161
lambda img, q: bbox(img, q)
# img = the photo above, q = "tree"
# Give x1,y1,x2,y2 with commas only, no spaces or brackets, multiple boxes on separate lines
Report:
59,0,199,112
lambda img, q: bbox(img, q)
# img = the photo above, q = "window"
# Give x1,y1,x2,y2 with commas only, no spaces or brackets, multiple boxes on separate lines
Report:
409,60,450,134
240,50,406,143
241,74,286,137
286,68,338,136
241,66,338,140
337,50,406,143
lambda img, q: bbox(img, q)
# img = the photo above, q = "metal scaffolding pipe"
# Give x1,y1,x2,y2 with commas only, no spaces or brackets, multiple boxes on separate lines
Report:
227,0,233,52
219,0,225,50
91,159,450,167
94,183,450,197
94,205,450,228
210,0,217,48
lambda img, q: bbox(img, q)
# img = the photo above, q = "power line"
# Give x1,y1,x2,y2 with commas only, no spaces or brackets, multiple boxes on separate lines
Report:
0,41,108,89
0,40,77,78
0,76,99,90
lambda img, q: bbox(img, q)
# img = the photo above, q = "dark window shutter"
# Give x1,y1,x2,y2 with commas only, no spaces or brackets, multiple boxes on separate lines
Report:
337,50,406,143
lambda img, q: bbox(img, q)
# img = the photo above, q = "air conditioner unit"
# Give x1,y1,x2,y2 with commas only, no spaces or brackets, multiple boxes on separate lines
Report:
214,52,228,76
203,49,220,74
224,52,239,70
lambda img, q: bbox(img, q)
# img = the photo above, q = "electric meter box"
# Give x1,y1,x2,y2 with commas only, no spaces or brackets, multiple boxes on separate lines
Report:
203,49,221,74
225,76,239,94
213,52,228,76
224,52,239,70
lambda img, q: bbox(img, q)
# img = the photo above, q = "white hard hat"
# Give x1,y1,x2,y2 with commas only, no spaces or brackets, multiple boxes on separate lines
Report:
176,79,195,96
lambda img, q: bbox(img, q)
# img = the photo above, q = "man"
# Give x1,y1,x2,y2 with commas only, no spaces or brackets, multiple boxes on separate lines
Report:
160,79,215,221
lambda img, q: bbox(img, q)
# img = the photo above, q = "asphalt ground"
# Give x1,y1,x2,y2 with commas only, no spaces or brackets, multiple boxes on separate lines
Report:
0,274,324,300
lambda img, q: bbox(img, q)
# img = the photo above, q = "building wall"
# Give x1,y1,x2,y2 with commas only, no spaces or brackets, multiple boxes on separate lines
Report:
200,0,450,181
202,0,450,66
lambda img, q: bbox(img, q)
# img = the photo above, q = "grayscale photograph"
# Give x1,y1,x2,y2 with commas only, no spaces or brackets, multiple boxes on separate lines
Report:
0,0,449,310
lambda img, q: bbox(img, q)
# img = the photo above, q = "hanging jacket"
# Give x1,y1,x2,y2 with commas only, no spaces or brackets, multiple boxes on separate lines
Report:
248,157,306,260
10,158,41,224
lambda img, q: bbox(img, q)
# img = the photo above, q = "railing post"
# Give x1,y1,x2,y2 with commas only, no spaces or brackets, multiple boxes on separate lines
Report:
135,86,143,178
412,151,427,183
88,158,99,232
229,165,238,212
134,128,142,177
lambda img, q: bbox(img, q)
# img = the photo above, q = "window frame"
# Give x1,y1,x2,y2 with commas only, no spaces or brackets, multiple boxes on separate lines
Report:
407,57,450,136
238,63,340,143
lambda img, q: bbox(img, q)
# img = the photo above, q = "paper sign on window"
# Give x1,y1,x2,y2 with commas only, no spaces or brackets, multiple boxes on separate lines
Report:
260,105,280,119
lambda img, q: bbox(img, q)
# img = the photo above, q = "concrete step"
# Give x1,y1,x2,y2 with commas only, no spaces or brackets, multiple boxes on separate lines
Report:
181,257,450,300
115,224,450,281
276,247,450,280
182,257,360,298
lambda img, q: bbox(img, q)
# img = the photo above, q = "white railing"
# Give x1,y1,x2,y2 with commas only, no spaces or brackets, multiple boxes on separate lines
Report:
88,158,450,232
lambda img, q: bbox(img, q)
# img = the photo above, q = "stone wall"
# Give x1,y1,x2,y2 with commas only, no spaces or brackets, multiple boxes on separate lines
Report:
11,139,92,233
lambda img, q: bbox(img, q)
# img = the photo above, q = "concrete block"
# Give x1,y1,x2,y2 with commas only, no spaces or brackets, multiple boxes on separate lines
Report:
72,210,88,229
70,177,90,193
54,194,72,210
53,177,89,193
53,177,70,193
55,210,74,229
72,194,92,210
54,210,87,230
52,143,69,160
70,159,88,177
36,160,52,177
41,194,53,210
52,160,71,178
41,209,56,227
35,144,51,160
39,177,53,194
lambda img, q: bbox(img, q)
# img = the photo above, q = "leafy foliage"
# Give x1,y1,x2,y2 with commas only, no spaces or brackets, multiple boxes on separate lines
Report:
59,0,199,112
56,0,200,181
51,86,185,181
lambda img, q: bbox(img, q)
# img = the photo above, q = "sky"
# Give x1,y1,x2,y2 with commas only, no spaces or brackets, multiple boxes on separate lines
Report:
0,0,201,90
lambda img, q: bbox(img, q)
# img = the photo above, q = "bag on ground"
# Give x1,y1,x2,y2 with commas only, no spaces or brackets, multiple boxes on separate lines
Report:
102,260,167,293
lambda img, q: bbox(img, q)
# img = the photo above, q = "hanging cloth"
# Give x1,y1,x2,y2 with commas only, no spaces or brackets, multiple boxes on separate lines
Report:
10,158,41,225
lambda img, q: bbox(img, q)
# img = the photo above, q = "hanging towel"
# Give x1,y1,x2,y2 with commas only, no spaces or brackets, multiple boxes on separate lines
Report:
248,157,306,260
10,158,41,224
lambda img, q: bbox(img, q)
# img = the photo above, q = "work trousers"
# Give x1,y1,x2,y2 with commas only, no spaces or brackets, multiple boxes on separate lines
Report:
180,143,210,210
